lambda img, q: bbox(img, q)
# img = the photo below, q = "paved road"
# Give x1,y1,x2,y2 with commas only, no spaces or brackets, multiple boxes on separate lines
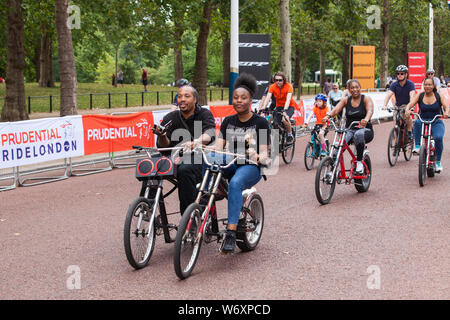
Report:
0,121,449,300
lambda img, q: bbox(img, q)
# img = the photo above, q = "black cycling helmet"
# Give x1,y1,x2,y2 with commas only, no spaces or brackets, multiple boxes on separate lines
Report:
395,65,409,73
176,78,190,87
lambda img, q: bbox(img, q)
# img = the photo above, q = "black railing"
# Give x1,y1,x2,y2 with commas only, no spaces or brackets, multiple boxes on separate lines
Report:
0,88,229,114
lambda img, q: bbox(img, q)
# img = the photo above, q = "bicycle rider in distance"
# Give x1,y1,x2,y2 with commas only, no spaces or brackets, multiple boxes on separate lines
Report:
382,65,415,141
258,71,296,144
302,94,330,156
322,79,375,174
208,73,271,254
405,77,449,172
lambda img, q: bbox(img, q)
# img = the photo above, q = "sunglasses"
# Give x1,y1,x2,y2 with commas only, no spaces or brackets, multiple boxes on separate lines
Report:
275,79,283,82
427,73,434,75
396,72,405,76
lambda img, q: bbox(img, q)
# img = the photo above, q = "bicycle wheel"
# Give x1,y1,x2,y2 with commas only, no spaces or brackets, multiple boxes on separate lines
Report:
315,156,337,205
236,194,264,252
354,154,372,193
418,145,427,187
403,134,413,161
124,197,157,269
387,128,399,167
174,203,203,280
304,142,315,170
282,129,295,164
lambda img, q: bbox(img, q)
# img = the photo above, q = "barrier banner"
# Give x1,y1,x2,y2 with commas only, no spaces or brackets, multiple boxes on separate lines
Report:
82,112,155,155
408,52,426,89
0,116,84,169
292,100,305,125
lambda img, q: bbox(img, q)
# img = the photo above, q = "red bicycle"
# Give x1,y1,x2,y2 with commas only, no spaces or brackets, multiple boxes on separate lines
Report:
315,119,372,205
412,113,442,187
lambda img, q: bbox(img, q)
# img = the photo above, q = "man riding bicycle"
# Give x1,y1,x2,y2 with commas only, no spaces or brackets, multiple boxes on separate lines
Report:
382,65,415,141
258,71,296,144
153,84,216,216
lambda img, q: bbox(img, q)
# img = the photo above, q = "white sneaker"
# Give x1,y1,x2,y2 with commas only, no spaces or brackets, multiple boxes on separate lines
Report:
356,161,364,174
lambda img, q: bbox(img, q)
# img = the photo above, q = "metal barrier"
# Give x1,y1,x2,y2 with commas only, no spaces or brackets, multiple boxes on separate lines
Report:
109,112,148,168
0,167,18,191
69,153,113,176
18,159,69,187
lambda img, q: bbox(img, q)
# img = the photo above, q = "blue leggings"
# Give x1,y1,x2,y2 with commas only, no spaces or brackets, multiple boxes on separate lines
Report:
414,119,445,161
202,153,262,225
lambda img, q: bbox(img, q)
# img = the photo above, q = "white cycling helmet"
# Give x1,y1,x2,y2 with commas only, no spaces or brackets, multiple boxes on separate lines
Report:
395,65,409,73
426,68,435,74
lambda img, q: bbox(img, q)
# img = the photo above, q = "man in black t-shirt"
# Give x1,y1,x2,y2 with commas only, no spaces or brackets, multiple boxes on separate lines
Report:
153,85,216,215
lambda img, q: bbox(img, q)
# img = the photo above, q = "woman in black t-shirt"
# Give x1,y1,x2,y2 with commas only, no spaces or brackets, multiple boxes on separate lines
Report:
210,73,270,253
322,79,374,174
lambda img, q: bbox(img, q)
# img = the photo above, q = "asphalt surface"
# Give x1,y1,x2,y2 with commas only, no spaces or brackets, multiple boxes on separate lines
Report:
0,121,449,300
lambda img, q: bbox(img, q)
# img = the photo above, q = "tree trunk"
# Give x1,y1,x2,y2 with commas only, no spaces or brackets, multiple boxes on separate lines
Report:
1,0,28,122
39,23,54,87
380,0,390,88
173,23,184,82
222,34,230,87
114,45,118,87
279,0,291,82
342,43,350,85
34,39,40,83
320,48,325,87
55,0,77,116
296,46,310,99
193,0,213,106
294,46,300,88
401,32,408,66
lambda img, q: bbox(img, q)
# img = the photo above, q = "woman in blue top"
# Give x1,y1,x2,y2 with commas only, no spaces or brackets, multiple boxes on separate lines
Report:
405,78,449,172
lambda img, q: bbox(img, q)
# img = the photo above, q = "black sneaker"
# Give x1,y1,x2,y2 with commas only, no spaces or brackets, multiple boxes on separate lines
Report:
286,133,294,144
407,131,413,141
221,230,236,254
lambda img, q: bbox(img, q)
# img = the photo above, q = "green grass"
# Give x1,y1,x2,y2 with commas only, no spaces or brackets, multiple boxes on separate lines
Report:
0,83,229,113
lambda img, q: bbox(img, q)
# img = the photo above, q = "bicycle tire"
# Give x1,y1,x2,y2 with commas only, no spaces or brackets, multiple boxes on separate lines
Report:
304,142,315,170
354,154,372,193
236,194,264,252
418,145,427,187
403,135,413,161
282,129,296,164
387,128,399,167
124,197,157,269
315,156,337,205
174,203,203,280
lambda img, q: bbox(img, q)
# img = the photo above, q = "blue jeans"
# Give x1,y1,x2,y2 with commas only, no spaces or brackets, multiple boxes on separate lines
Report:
414,119,445,161
202,153,262,225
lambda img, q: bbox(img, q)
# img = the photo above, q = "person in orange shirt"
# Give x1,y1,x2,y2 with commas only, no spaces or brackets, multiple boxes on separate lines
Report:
302,94,330,156
259,71,296,144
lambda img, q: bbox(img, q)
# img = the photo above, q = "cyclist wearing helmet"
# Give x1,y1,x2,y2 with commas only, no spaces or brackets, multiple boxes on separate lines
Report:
421,69,441,92
259,71,296,144
303,94,330,156
322,79,374,175
382,65,415,139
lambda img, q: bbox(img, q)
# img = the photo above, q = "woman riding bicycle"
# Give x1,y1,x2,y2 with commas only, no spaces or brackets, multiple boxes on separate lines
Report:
259,71,296,144
302,94,330,156
208,73,270,253
405,77,449,172
322,79,374,174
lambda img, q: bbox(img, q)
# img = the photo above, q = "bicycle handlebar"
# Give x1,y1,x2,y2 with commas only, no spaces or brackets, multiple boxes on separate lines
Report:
193,146,260,168
411,113,442,124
